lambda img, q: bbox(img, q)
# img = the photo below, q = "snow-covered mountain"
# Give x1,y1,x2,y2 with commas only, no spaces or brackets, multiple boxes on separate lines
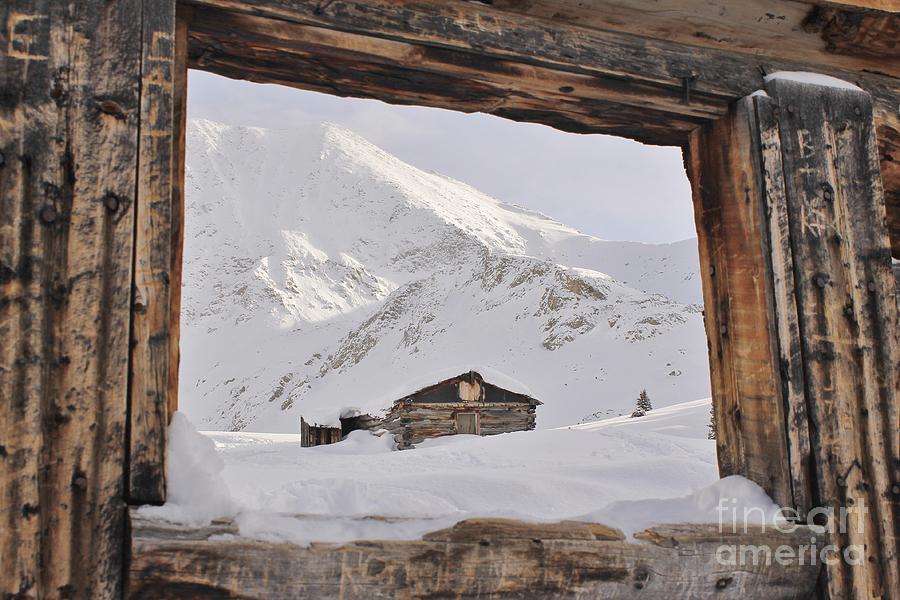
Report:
179,119,709,431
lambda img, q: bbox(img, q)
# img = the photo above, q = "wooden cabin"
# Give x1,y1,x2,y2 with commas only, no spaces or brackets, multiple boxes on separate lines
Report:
343,371,541,448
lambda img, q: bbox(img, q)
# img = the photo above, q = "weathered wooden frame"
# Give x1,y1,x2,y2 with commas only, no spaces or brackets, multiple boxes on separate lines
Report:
2,1,899,598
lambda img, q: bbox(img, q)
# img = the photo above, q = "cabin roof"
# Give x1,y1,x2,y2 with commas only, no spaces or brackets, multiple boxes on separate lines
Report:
396,370,542,405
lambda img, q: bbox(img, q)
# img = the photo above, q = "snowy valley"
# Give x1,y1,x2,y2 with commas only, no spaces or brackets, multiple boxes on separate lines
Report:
179,119,710,432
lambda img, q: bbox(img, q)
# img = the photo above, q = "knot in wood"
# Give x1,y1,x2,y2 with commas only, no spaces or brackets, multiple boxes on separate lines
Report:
98,99,126,119
716,576,733,590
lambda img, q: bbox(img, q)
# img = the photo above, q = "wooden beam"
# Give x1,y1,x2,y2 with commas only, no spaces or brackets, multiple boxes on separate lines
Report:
186,6,706,145
168,4,191,423
759,77,900,600
684,97,796,509
488,0,899,77
128,511,823,599
0,0,145,596
129,0,178,505
181,0,900,249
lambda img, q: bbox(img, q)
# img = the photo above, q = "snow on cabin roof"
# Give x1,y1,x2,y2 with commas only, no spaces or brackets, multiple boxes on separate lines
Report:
763,71,862,92
338,366,539,421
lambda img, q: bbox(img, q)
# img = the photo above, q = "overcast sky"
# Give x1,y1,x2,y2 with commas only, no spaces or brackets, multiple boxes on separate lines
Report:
188,71,697,244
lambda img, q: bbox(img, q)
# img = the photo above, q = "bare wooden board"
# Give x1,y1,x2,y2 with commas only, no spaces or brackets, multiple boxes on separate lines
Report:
761,76,900,600
0,0,144,596
128,511,823,599
130,0,178,505
684,97,795,509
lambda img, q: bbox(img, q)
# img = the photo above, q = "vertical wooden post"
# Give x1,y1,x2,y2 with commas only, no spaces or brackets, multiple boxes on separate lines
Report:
688,81,900,599
129,0,178,505
684,97,796,510
0,0,143,596
761,78,900,600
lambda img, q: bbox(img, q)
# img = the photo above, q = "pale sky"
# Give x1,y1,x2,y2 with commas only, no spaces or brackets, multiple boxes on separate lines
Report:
188,70,697,244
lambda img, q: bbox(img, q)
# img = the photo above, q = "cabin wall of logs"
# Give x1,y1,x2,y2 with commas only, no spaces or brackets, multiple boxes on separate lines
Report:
2,0,898,598
372,372,540,448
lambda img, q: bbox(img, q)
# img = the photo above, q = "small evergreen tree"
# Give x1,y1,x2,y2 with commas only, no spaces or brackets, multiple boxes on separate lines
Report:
630,389,652,418
707,405,717,440
636,389,652,413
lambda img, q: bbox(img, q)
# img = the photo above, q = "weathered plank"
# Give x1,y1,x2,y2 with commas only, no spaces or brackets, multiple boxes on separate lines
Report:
168,4,191,422
185,6,705,146
0,0,144,596
684,97,794,509
488,0,900,76
753,94,815,516
128,511,823,599
761,77,900,600
129,0,178,505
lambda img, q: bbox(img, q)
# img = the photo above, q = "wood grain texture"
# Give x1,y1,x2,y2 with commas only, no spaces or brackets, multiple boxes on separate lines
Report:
183,0,900,248
127,511,823,599
684,97,794,509
130,0,178,505
761,77,900,600
488,0,900,76
0,0,144,596
168,4,190,423
753,94,815,517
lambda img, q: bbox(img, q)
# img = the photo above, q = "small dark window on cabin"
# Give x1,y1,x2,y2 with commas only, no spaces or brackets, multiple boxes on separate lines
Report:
417,383,460,403
483,383,510,403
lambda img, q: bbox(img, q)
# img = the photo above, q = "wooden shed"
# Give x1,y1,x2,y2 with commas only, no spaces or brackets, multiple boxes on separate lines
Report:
346,371,541,448
299,417,342,448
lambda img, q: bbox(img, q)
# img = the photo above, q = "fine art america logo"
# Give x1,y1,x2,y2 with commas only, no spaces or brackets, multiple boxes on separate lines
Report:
715,498,867,567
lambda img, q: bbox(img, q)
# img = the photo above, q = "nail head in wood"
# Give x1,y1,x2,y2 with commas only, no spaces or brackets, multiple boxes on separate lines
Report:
716,577,733,590
815,276,827,288
39,205,57,224
867,281,877,291
103,193,120,213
